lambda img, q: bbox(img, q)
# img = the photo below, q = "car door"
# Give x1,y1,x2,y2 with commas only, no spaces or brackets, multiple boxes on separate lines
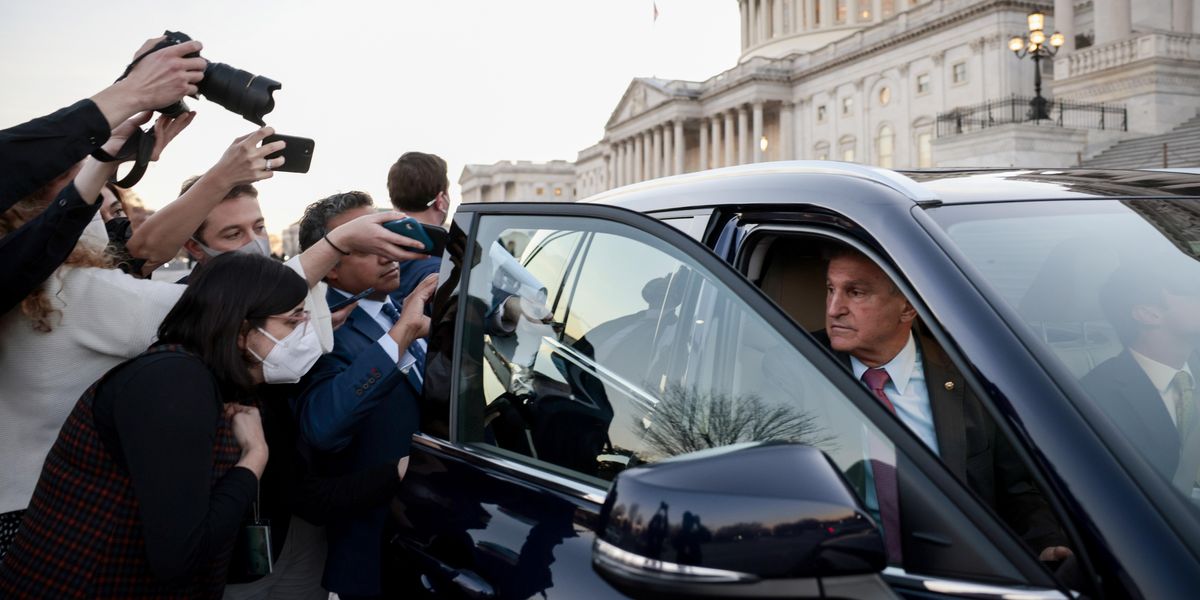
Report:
384,202,1069,599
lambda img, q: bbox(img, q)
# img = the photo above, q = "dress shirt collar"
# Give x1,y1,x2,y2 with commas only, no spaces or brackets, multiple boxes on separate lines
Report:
850,332,918,391
1130,349,1194,394
332,288,395,324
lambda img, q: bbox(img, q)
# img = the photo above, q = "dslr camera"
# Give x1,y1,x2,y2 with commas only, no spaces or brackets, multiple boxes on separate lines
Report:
123,30,281,125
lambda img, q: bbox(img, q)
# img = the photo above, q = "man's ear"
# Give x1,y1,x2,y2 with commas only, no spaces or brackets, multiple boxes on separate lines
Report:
325,262,342,285
183,239,205,262
899,299,918,323
1132,303,1163,327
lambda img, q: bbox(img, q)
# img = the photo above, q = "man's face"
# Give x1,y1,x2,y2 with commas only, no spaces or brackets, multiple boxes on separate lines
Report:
825,253,916,366
186,193,267,262
325,206,400,299
1148,289,1200,341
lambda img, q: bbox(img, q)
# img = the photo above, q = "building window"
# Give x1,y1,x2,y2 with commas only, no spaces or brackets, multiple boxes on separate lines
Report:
554,187,563,197
917,131,933,167
842,96,854,116
836,0,847,24
536,188,545,196
916,73,931,95
814,141,831,161
882,0,895,18
879,86,891,106
839,136,856,162
857,0,872,21
952,62,968,84
876,124,895,168
817,104,828,122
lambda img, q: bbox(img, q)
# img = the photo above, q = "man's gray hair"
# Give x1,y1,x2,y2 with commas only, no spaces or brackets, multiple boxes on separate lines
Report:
298,191,375,252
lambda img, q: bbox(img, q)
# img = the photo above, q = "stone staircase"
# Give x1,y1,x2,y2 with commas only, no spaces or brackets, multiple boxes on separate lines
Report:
1083,113,1200,169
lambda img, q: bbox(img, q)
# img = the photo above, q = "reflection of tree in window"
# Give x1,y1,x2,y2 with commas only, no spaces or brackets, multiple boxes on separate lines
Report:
639,383,835,461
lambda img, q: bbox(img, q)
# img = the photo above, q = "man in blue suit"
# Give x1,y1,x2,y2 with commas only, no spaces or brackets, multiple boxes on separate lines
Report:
386,151,448,304
293,191,437,599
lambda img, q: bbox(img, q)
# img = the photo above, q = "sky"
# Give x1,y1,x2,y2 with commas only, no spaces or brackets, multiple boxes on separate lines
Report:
1,1,740,234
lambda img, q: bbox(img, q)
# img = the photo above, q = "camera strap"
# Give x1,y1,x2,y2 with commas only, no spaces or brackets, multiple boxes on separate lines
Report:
90,127,156,188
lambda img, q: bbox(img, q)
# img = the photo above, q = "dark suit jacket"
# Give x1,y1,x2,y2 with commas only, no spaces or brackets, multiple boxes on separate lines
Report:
814,329,1065,554
388,255,441,314
292,288,421,596
1081,350,1199,483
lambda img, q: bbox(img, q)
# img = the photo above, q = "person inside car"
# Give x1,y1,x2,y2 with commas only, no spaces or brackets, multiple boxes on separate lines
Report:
1084,252,1200,492
817,246,1070,565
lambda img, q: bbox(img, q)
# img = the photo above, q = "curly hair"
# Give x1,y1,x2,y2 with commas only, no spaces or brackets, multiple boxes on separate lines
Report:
0,185,115,332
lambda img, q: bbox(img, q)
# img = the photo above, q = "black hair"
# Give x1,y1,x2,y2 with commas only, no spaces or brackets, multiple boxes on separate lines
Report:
297,191,375,252
157,253,308,391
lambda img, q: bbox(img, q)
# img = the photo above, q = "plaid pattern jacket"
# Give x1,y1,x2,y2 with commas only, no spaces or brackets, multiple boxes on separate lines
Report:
0,345,242,599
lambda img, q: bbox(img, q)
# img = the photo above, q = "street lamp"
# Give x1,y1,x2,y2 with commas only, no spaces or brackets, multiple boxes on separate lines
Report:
1009,11,1064,120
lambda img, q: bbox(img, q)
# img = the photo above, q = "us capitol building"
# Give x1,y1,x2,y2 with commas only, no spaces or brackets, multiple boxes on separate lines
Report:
460,0,1200,203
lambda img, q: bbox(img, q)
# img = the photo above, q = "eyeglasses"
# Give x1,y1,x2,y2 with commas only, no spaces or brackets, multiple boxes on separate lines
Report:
267,310,310,326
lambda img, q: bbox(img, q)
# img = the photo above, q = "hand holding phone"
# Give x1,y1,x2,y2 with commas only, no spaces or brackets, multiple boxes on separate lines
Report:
261,134,315,173
329,287,375,312
383,218,447,256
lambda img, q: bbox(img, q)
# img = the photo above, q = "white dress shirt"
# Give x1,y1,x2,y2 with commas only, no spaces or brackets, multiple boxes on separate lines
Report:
331,289,423,375
1130,349,1194,427
851,332,940,455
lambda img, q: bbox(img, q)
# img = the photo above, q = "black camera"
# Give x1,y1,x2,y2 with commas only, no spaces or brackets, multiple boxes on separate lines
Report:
126,30,281,126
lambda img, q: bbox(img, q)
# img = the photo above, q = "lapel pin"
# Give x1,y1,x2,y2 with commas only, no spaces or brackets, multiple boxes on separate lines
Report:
944,381,955,391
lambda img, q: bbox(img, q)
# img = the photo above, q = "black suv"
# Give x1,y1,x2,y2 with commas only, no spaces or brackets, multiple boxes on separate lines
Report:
386,163,1200,599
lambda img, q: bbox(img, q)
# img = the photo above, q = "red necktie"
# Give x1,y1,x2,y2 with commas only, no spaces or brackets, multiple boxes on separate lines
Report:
862,367,902,563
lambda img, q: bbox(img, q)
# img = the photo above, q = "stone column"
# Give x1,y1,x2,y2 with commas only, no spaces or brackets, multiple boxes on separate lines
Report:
780,102,794,160
752,102,765,162
1173,0,1194,33
749,0,758,46
699,119,710,170
740,0,749,49
633,133,642,182
644,131,654,180
738,106,750,164
651,127,662,179
673,120,686,174
1054,0,1075,52
1094,0,1132,45
872,0,882,22
724,111,737,166
820,0,833,27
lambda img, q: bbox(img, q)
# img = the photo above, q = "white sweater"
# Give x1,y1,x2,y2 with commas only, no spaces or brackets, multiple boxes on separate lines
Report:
0,258,331,514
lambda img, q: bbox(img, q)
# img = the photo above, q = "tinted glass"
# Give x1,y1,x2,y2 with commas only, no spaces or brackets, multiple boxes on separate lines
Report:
929,199,1200,522
455,215,897,526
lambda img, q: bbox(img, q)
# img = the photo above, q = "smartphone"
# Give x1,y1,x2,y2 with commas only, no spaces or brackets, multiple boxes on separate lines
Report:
329,287,374,312
384,217,446,255
262,134,315,173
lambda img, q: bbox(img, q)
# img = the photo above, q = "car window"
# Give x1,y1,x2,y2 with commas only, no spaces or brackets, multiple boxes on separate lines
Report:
454,214,898,513
928,199,1200,530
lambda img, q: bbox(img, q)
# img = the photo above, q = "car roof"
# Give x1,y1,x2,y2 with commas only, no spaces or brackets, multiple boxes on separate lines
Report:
583,161,1200,212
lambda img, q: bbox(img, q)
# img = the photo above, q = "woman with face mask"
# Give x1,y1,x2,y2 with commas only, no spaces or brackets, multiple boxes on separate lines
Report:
0,254,306,597
0,135,426,561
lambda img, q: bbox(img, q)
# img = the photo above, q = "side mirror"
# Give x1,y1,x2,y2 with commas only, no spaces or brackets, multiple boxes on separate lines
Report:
592,443,886,598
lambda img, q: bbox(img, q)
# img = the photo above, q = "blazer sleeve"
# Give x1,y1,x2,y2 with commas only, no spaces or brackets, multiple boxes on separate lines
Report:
0,183,101,314
0,99,110,210
292,339,408,454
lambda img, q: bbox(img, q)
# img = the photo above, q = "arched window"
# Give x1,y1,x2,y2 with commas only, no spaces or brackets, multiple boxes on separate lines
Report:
912,116,934,168
813,141,831,161
876,124,895,168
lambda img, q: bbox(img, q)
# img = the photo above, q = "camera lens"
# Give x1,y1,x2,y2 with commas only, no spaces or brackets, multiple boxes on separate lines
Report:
199,63,281,126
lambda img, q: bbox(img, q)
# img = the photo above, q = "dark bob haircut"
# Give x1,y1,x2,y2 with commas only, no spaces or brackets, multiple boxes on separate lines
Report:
157,253,308,391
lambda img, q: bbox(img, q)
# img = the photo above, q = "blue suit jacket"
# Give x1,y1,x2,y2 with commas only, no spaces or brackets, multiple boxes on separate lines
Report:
292,288,421,596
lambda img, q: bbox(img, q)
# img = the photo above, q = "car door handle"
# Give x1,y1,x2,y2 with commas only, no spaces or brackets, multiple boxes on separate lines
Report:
447,568,496,600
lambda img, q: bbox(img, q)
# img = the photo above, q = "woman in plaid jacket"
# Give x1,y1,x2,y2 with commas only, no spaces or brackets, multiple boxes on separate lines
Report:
0,254,310,599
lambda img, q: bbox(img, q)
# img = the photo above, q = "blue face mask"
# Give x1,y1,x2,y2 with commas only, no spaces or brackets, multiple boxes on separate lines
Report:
192,235,271,258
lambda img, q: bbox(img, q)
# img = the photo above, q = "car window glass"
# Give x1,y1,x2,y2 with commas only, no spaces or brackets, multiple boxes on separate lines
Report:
929,199,1200,529
455,214,898,519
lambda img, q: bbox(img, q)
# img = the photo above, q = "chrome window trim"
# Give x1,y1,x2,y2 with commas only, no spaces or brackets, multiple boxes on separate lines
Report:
882,567,1072,599
411,432,608,505
593,538,758,583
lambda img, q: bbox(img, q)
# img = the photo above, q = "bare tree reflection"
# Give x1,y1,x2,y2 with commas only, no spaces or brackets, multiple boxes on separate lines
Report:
641,384,836,459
